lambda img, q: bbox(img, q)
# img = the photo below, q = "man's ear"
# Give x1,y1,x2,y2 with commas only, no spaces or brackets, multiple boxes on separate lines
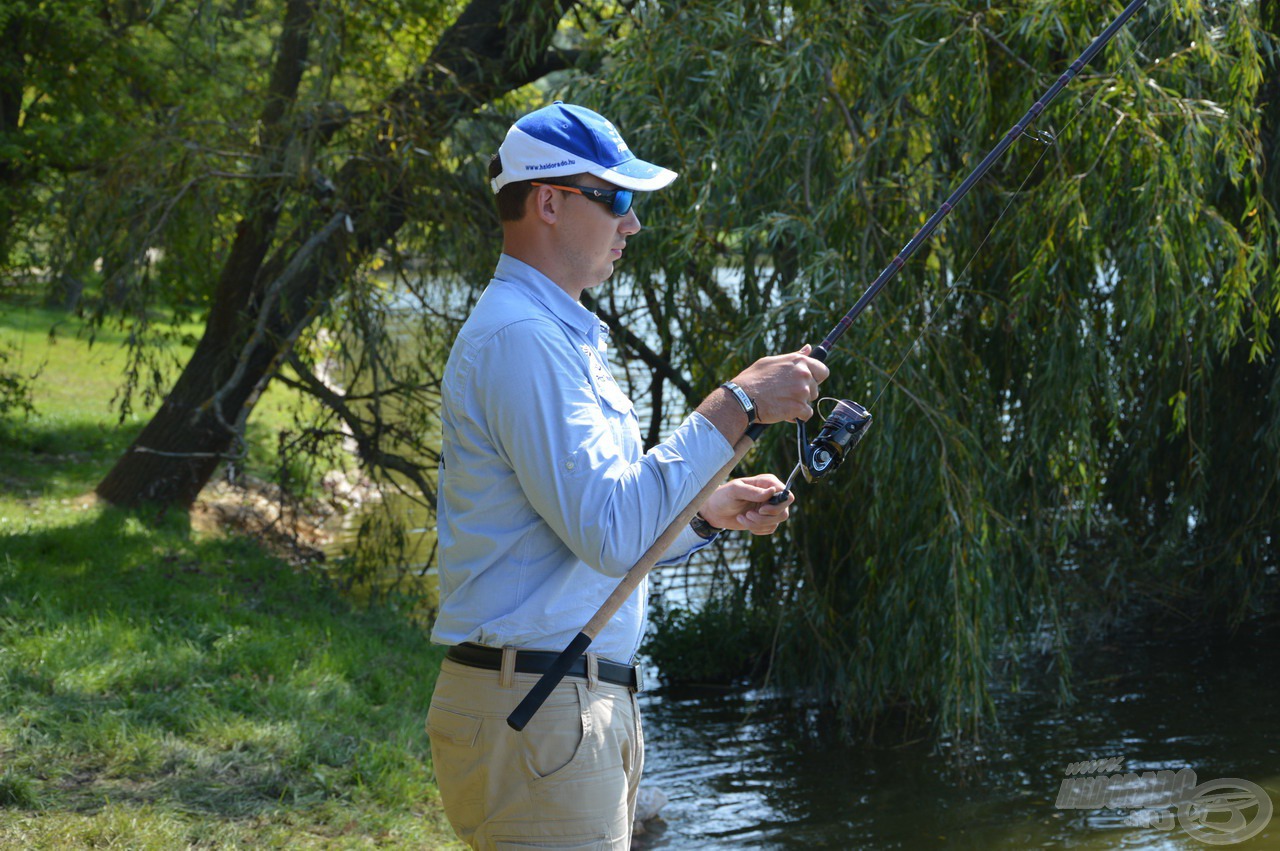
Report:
532,184,560,224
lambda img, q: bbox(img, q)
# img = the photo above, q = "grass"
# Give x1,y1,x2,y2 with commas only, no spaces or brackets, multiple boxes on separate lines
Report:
0,301,462,848
0,511,460,848
0,303,317,504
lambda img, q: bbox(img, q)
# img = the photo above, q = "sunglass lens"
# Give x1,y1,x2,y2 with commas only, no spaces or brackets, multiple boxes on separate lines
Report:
611,190,634,217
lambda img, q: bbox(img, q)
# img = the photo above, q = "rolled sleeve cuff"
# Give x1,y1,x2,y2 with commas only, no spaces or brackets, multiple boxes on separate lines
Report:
652,411,733,565
658,522,719,565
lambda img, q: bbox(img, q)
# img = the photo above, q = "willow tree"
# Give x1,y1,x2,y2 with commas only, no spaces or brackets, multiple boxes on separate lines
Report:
0,1,213,282
33,0,593,509
515,0,1277,737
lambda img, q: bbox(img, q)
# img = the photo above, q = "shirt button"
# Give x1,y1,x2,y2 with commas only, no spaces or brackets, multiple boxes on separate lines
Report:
565,459,576,471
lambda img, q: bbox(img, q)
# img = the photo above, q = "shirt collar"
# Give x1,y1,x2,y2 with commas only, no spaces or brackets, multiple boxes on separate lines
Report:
493,254,603,341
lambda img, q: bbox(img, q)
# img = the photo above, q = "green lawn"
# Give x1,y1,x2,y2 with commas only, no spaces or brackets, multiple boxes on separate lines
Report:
0,303,461,848
0,304,317,506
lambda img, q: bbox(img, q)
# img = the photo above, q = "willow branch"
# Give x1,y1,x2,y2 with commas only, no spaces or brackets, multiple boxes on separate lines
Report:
281,355,438,508
582,291,697,404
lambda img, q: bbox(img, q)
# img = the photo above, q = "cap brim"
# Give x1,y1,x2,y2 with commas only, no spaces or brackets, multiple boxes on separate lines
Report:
590,159,678,192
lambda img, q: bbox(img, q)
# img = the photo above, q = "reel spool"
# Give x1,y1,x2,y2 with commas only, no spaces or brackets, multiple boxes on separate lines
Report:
801,399,872,481
769,399,872,504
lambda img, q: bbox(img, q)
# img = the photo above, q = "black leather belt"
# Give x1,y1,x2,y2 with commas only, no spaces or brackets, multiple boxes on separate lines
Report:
446,643,641,691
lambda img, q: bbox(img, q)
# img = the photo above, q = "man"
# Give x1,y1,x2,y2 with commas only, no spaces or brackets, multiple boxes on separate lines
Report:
427,101,829,849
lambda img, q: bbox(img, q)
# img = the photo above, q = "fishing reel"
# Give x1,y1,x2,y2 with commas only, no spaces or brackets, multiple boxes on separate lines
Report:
768,398,873,504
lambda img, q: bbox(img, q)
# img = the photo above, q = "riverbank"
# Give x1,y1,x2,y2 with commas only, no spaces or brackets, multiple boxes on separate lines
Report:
0,306,461,847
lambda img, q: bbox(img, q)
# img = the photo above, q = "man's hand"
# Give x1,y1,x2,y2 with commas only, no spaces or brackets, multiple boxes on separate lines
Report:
731,344,831,424
698,474,795,535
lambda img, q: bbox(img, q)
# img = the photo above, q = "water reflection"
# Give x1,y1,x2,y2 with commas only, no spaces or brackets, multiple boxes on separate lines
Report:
635,619,1279,849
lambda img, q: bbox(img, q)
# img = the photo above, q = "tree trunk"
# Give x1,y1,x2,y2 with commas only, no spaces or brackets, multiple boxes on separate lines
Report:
0,11,29,270
91,314,286,505
95,0,575,508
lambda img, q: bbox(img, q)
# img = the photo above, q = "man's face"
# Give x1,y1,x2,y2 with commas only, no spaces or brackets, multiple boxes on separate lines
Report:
553,175,642,293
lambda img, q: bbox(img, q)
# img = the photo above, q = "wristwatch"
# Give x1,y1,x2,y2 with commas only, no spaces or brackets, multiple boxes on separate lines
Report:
721,381,757,424
690,512,723,539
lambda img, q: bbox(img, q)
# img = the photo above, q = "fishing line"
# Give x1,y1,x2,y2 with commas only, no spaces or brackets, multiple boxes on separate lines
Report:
868,136,1056,410
866,3,1176,412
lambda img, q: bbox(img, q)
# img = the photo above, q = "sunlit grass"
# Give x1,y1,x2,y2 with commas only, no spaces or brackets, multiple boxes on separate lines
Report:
0,302,318,503
0,302,460,846
0,505,460,848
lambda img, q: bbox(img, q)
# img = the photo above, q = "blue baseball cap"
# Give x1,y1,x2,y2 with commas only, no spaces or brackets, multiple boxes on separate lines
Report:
490,102,678,194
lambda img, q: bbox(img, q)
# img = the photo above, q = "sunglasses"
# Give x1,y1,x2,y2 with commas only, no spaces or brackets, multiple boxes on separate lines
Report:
531,181,635,217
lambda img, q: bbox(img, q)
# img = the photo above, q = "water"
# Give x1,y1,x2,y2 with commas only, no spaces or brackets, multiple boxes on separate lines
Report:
633,618,1280,849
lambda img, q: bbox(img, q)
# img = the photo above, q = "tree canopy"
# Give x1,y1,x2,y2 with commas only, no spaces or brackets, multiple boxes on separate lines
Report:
544,0,1280,736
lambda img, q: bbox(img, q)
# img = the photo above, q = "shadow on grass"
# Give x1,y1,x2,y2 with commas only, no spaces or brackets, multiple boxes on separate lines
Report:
0,506,447,824
0,303,84,337
0,419,142,499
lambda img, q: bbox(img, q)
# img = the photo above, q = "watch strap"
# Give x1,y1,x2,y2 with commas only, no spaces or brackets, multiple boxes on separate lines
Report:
721,381,756,424
690,512,723,539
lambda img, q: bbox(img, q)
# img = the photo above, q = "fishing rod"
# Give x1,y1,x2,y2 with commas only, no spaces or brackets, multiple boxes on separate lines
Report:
507,0,1149,732
764,0,1149,502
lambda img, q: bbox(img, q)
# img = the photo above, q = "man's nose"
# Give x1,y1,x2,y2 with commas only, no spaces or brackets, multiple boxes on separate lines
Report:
620,208,641,235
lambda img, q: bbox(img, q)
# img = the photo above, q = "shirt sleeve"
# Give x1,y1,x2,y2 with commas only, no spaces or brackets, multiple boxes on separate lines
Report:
473,318,734,577
660,523,720,565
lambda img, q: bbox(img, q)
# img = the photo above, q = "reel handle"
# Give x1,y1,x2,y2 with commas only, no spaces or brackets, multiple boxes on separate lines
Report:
767,461,802,505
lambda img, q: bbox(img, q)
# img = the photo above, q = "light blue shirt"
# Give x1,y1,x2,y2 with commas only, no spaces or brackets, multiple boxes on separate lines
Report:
432,255,734,663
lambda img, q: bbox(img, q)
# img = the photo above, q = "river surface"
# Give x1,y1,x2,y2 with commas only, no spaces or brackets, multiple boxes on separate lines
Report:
632,616,1279,850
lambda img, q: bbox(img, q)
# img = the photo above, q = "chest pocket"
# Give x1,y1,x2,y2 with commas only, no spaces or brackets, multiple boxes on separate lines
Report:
580,343,633,417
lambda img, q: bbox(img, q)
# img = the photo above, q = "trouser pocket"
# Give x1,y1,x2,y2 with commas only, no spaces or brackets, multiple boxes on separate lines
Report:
525,681,591,788
426,701,484,832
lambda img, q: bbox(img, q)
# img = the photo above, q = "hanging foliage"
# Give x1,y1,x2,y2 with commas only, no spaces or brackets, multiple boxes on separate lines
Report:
547,0,1280,738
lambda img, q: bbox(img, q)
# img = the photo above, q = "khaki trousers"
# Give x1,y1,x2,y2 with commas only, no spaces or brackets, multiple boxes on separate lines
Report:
427,654,644,850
